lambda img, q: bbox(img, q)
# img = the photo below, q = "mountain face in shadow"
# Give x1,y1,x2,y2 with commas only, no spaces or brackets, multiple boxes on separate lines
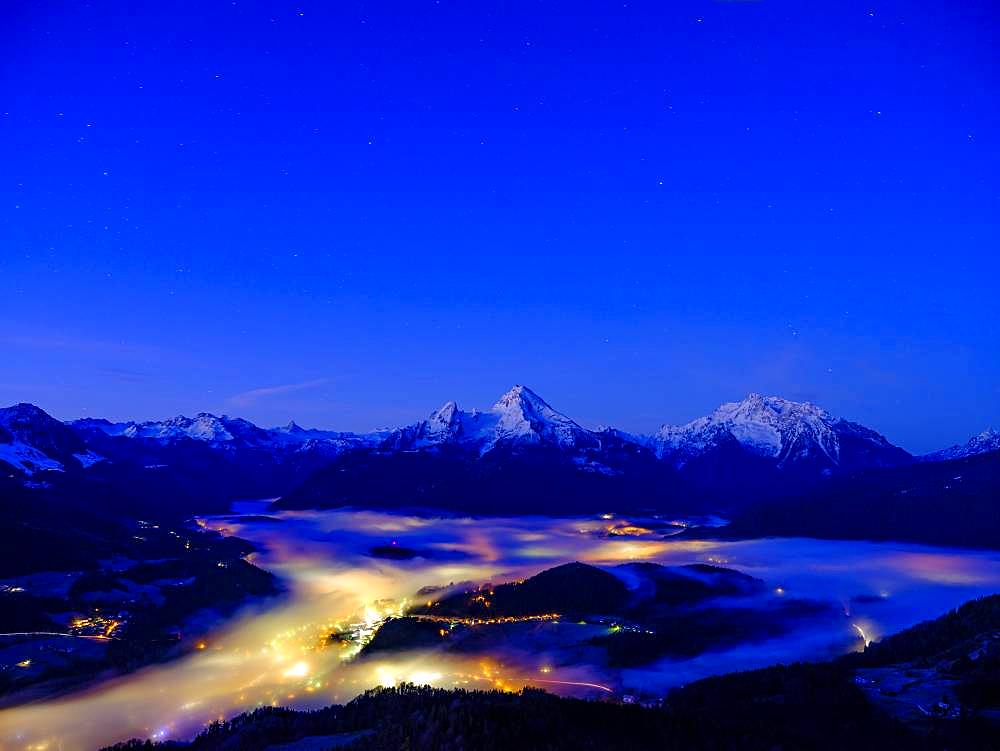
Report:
720,449,1000,549
6,393,996,549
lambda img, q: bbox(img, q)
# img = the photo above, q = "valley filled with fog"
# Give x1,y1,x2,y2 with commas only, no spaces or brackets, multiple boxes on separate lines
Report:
4,504,1000,750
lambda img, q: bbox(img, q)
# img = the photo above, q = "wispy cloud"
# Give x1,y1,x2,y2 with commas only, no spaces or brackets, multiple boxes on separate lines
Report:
227,379,329,407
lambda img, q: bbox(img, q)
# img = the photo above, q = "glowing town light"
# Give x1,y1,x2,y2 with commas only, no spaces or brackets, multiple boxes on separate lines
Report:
409,670,442,685
375,666,397,687
282,661,310,678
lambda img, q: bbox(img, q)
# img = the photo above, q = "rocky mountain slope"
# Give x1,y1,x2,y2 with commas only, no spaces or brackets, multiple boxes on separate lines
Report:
652,393,910,472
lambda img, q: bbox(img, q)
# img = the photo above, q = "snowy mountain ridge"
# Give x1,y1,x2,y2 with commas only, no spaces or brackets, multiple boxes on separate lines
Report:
384,385,600,453
381,387,912,474
923,428,1000,462
72,412,380,450
652,393,887,469
4,389,994,483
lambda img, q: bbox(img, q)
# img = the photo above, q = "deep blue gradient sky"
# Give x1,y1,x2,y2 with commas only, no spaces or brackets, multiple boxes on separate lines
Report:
1,0,997,452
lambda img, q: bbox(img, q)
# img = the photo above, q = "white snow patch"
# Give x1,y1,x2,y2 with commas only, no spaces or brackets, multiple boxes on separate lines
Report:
0,441,64,475
73,450,105,468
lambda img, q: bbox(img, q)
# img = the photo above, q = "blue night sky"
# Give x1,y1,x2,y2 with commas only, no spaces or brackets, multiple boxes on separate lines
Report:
1,0,997,453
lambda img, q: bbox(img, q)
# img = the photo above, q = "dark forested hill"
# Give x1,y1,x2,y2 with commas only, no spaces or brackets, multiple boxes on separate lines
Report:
720,449,1000,549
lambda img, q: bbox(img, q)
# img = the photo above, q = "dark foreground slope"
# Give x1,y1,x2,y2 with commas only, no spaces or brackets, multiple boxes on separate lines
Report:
103,680,918,751
104,596,1000,751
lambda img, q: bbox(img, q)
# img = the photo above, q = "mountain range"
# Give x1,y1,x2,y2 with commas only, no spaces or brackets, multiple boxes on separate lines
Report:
1,386,997,518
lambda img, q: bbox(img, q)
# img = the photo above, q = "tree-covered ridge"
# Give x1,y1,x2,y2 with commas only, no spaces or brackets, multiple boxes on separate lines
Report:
848,594,1000,668
101,681,915,751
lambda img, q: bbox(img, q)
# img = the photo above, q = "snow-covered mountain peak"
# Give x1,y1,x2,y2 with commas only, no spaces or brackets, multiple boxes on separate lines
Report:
430,400,460,424
421,400,463,443
712,393,830,424
131,413,235,442
186,414,235,441
491,384,541,411
69,409,383,456
924,427,1000,462
491,385,558,424
383,386,600,453
653,394,903,469
487,385,596,449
